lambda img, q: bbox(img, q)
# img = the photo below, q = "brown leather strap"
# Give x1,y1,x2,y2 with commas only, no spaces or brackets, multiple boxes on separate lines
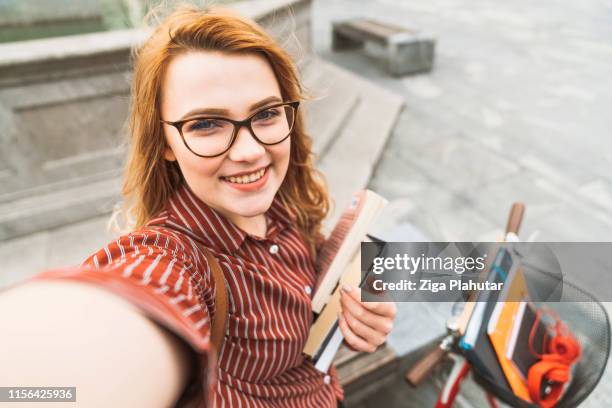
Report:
202,247,228,359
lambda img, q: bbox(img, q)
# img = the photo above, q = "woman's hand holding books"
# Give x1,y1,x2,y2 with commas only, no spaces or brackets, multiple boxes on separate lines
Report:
338,284,396,353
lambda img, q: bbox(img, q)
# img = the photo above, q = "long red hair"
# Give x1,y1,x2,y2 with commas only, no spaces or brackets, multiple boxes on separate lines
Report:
116,4,329,255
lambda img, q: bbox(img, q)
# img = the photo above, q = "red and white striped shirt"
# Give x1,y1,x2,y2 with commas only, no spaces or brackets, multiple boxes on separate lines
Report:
30,181,344,407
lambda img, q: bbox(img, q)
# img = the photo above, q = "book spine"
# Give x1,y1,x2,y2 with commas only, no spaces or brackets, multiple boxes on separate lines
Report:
314,326,344,373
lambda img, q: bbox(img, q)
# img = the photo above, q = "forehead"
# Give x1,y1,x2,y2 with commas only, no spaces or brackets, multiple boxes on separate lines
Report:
161,51,283,118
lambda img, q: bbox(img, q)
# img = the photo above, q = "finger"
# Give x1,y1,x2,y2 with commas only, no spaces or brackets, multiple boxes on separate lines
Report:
342,306,386,347
342,338,360,353
338,311,376,353
339,307,360,353
362,300,397,320
340,291,394,335
342,285,361,301
343,285,397,318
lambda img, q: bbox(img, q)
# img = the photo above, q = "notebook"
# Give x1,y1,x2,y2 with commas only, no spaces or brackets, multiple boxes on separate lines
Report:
487,266,531,401
507,302,547,380
460,247,514,392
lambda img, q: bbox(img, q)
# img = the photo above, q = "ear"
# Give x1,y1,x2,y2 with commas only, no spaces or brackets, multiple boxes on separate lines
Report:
164,145,177,161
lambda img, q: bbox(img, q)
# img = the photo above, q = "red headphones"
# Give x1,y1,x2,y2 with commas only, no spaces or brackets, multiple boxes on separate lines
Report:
527,308,581,408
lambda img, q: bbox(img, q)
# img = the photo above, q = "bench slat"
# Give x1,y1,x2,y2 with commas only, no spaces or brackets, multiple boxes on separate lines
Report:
351,18,416,37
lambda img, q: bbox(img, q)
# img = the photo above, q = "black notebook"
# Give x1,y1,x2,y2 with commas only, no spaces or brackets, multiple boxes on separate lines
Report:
507,302,548,379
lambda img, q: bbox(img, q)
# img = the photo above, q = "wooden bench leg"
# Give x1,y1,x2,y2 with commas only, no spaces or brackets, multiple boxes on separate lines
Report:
331,29,364,51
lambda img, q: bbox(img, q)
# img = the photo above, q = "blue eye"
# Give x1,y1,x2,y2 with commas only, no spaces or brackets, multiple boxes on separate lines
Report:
188,119,218,131
253,108,280,122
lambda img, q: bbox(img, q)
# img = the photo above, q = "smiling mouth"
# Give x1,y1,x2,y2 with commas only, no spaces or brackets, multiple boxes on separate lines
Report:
220,166,269,184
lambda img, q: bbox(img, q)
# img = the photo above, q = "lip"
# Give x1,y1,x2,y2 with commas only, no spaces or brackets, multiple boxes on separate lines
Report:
221,165,271,192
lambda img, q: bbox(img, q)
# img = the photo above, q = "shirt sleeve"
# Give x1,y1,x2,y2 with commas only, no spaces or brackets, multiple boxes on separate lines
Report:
23,228,216,407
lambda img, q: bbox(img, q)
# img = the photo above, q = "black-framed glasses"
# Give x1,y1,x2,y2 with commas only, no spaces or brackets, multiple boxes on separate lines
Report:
160,101,299,158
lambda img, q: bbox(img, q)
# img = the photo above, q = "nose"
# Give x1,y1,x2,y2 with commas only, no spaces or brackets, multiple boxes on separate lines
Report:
227,124,266,162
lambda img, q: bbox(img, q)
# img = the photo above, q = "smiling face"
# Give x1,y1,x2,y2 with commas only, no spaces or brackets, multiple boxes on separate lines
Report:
160,51,291,229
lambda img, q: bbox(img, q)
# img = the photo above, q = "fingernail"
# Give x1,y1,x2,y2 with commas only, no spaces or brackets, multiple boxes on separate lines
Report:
342,284,352,293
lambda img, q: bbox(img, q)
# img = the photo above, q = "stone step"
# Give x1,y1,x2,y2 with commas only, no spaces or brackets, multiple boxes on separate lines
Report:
0,213,115,288
0,177,121,241
316,61,404,229
301,58,361,158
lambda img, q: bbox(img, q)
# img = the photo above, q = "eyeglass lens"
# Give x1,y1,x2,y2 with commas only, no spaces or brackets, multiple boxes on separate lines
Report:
181,104,295,156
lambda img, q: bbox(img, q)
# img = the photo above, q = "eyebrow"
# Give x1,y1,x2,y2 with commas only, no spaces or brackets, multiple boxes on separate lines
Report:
178,96,283,120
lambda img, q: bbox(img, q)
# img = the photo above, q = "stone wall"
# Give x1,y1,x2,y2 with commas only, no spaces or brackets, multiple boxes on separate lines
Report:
0,0,312,240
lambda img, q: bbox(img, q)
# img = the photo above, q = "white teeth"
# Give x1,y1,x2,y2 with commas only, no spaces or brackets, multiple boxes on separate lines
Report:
224,167,267,184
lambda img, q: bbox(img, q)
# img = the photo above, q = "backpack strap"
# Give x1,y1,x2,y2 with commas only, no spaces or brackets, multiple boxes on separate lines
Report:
202,247,228,359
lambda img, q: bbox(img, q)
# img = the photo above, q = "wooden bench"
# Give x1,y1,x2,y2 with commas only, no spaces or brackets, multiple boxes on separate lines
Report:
332,18,435,76
335,343,399,405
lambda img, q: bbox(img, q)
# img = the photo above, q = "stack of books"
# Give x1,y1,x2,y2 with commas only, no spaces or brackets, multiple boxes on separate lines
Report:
303,190,387,372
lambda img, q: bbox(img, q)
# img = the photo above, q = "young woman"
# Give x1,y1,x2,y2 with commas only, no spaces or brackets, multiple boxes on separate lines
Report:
0,5,396,407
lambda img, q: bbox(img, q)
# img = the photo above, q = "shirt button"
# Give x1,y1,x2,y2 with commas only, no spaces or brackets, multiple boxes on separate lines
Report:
323,375,331,385
269,244,279,254
304,285,312,295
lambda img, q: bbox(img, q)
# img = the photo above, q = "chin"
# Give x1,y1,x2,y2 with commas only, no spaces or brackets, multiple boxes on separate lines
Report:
228,196,273,217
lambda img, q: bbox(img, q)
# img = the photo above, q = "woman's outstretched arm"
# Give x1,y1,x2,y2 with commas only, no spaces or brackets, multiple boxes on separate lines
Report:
0,279,192,407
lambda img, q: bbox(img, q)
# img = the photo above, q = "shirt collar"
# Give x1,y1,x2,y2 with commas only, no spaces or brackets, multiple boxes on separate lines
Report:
166,181,295,253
